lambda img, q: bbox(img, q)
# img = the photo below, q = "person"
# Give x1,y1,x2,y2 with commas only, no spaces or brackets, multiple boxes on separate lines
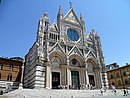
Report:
114,89,117,96
123,87,127,96
100,88,103,96
126,88,129,95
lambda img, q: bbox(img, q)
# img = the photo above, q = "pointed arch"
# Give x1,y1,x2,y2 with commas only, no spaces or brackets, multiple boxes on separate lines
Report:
69,53,85,67
49,51,66,65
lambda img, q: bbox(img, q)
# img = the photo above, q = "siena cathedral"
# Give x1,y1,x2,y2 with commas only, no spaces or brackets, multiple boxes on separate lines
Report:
24,4,108,89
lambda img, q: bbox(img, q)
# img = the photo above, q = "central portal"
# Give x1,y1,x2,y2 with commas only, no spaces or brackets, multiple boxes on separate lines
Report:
71,71,80,89
52,72,60,89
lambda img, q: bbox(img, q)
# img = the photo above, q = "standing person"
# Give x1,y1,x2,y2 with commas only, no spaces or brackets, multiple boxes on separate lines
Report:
126,88,129,96
123,87,127,96
104,86,106,92
100,88,103,96
114,89,117,96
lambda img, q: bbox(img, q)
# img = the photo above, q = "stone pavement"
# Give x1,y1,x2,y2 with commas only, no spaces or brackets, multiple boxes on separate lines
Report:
0,89,130,98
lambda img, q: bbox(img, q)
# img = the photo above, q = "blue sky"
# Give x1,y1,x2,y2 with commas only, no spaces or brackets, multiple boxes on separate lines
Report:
0,0,130,66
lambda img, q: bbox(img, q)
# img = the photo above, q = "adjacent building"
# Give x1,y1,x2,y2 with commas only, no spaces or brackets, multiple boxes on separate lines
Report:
0,57,24,91
107,63,130,89
24,4,108,89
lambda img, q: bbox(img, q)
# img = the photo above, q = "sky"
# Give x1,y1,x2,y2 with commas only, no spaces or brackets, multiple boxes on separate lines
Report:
0,0,130,66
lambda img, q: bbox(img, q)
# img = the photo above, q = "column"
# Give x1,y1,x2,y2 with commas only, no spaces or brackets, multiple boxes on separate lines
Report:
94,70,100,89
61,65,67,86
99,69,103,88
45,62,51,89
19,63,24,89
67,67,71,89
85,69,89,85
79,69,84,89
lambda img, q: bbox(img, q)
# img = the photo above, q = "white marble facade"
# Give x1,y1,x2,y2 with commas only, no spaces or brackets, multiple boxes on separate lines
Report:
23,4,108,89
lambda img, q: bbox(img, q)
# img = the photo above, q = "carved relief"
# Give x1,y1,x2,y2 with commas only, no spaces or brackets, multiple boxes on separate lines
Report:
87,62,94,73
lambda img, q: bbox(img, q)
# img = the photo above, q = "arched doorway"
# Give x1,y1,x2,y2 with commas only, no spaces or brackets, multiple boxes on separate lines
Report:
70,58,80,89
69,54,85,89
87,61,95,87
49,51,65,89
86,58,101,89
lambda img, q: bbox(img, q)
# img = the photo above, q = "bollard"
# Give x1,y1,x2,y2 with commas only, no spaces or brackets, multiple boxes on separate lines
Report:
50,95,52,98
71,95,73,98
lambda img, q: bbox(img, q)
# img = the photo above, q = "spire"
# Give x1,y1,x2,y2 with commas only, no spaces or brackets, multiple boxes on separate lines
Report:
80,13,83,22
58,5,63,15
69,2,72,9
57,5,63,31
80,13,85,29
44,12,48,17
92,27,95,33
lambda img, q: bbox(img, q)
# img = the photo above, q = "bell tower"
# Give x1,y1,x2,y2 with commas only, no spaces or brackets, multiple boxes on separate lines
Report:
36,12,50,61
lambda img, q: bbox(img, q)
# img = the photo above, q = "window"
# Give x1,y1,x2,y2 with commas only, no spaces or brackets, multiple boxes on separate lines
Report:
0,63,3,70
7,73,12,81
116,72,119,77
9,65,13,71
123,71,126,76
67,29,79,41
56,35,57,40
49,33,51,38
58,35,59,40
72,59,77,65
52,34,54,39
70,59,79,67
54,34,55,39
110,74,114,79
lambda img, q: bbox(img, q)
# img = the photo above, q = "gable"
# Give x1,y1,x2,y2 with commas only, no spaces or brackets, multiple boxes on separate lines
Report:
49,42,65,54
68,45,83,56
85,50,97,60
50,22,59,32
63,9,80,25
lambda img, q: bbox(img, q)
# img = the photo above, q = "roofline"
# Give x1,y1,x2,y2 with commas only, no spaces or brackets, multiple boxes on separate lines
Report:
107,64,130,72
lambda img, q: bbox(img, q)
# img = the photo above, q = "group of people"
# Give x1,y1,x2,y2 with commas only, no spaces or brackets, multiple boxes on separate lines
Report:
123,87,129,96
56,84,95,90
100,85,129,96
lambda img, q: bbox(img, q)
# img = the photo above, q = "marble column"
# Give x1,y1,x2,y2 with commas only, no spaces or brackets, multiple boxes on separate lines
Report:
80,69,86,89
99,69,103,89
45,62,51,89
67,67,71,89
61,65,67,86
85,69,89,85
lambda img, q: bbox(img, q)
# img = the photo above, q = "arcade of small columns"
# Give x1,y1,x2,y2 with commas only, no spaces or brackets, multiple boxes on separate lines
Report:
45,51,102,89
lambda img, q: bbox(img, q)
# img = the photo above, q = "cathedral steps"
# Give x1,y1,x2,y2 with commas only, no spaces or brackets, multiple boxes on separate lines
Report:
1,89,124,98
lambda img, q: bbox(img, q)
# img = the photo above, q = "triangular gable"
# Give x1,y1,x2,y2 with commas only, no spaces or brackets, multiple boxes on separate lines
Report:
49,42,65,54
50,22,59,32
85,50,97,60
68,45,83,56
63,8,81,25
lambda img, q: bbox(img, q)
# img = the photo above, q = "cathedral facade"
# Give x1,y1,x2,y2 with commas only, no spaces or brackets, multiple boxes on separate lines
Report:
23,5,108,89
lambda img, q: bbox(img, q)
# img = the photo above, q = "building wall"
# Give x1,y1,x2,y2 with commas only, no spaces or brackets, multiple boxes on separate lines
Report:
0,57,23,90
107,64,130,89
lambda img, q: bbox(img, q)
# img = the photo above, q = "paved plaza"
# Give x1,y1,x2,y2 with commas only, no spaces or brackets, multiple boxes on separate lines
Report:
0,89,130,98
